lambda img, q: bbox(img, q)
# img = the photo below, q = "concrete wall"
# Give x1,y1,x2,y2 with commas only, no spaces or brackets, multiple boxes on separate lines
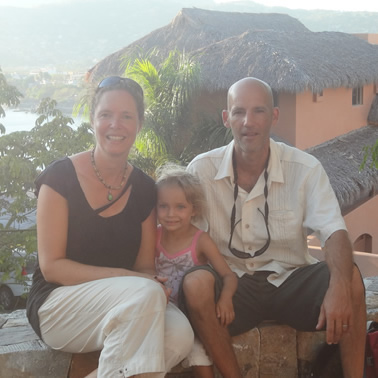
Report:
275,84,376,150
273,92,297,145
310,245,378,278
345,196,378,254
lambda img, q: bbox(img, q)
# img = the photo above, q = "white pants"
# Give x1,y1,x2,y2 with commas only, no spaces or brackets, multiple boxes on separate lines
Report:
182,337,212,368
38,276,194,377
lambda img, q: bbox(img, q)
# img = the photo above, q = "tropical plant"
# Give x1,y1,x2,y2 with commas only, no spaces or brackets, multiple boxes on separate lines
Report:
360,139,378,170
121,49,201,173
0,97,93,289
180,114,233,165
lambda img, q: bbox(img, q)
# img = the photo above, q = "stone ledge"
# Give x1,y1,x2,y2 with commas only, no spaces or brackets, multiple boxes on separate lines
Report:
1,276,376,378
0,313,336,378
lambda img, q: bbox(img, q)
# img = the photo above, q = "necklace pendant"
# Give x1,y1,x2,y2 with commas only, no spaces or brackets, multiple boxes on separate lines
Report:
91,148,128,202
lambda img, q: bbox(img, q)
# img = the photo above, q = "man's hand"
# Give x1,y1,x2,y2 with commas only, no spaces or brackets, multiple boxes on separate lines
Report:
316,278,352,344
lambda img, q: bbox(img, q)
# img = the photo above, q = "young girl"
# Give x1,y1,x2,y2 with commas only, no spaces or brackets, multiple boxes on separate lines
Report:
155,164,238,378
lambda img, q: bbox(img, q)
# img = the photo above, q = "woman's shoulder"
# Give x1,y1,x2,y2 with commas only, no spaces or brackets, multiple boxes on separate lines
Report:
35,156,75,196
41,156,73,174
36,156,73,182
130,166,156,196
131,166,155,186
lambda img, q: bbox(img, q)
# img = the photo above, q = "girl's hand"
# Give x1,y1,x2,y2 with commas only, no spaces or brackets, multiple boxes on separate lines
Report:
134,273,172,303
153,275,172,303
216,298,235,327
153,275,168,285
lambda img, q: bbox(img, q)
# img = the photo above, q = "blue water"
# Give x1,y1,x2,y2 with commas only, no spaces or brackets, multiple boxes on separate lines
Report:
1,109,86,134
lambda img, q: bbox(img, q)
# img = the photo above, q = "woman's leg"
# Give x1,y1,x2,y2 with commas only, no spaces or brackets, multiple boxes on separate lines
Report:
39,276,168,377
163,303,194,371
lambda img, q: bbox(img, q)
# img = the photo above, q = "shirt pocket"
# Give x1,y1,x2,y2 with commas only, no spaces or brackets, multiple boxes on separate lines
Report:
268,210,302,250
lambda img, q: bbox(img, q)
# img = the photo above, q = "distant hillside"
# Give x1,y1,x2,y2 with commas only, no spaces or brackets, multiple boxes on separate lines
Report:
0,0,377,71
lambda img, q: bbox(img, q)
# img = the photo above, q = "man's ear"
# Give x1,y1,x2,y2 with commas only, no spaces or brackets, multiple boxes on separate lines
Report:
271,107,280,131
272,107,279,127
222,110,230,128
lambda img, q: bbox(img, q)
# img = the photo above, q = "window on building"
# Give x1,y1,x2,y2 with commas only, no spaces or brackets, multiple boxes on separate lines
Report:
352,86,363,105
353,233,372,253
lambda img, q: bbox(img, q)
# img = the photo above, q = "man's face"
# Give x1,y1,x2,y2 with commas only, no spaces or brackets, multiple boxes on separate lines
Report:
223,80,278,156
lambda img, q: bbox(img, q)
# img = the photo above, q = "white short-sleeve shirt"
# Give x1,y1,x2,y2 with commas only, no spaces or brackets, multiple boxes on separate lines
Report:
187,139,347,286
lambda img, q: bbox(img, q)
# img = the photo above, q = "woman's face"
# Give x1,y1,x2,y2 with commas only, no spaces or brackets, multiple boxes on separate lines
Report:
92,89,142,158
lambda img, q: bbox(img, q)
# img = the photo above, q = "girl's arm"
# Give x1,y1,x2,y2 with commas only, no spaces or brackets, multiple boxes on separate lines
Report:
197,232,238,326
38,184,157,286
133,209,171,300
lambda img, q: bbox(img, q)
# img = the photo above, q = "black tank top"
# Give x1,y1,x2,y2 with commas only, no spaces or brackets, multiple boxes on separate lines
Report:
26,157,156,337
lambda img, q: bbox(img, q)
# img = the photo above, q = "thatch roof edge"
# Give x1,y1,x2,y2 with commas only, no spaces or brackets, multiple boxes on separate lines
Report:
306,126,378,215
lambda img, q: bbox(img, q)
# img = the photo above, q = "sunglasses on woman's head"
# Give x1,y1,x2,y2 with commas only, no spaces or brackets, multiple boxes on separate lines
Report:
97,76,143,97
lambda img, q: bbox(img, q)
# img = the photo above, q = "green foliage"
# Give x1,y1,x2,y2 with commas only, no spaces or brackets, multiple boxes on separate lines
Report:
360,139,378,170
180,114,233,165
121,49,201,174
0,97,94,283
72,84,93,121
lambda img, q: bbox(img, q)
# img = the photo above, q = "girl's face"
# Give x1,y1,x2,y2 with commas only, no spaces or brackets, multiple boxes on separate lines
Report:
92,89,142,158
157,184,195,232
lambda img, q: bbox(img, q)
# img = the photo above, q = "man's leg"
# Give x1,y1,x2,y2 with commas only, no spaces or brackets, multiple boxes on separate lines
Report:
191,366,214,378
182,269,242,378
339,265,366,378
271,262,366,378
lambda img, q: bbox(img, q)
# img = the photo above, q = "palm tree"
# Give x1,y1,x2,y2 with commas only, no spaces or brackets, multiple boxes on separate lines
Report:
122,50,201,172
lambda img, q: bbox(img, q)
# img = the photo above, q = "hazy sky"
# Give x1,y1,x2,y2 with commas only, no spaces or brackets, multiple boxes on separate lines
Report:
215,0,378,12
0,0,377,12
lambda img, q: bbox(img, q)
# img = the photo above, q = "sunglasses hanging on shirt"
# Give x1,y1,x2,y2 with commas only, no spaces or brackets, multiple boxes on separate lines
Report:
228,149,271,259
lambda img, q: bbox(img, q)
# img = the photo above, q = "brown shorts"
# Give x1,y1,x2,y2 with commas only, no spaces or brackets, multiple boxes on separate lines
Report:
179,262,331,336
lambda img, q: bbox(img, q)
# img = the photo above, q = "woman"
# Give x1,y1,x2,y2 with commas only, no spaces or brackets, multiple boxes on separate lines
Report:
26,76,194,378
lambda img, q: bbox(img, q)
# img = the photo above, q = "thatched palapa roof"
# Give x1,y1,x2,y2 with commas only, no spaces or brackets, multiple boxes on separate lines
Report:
194,30,378,93
306,126,378,215
368,95,378,126
89,8,378,94
88,8,309,83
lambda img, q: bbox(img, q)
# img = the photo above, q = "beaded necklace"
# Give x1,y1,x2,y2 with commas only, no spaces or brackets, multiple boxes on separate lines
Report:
90,148,128,201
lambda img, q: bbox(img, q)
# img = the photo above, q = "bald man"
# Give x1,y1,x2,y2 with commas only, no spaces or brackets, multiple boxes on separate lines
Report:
182,77,365,378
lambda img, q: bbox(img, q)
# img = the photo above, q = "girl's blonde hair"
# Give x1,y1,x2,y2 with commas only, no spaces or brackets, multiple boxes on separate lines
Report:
155,163,207,222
